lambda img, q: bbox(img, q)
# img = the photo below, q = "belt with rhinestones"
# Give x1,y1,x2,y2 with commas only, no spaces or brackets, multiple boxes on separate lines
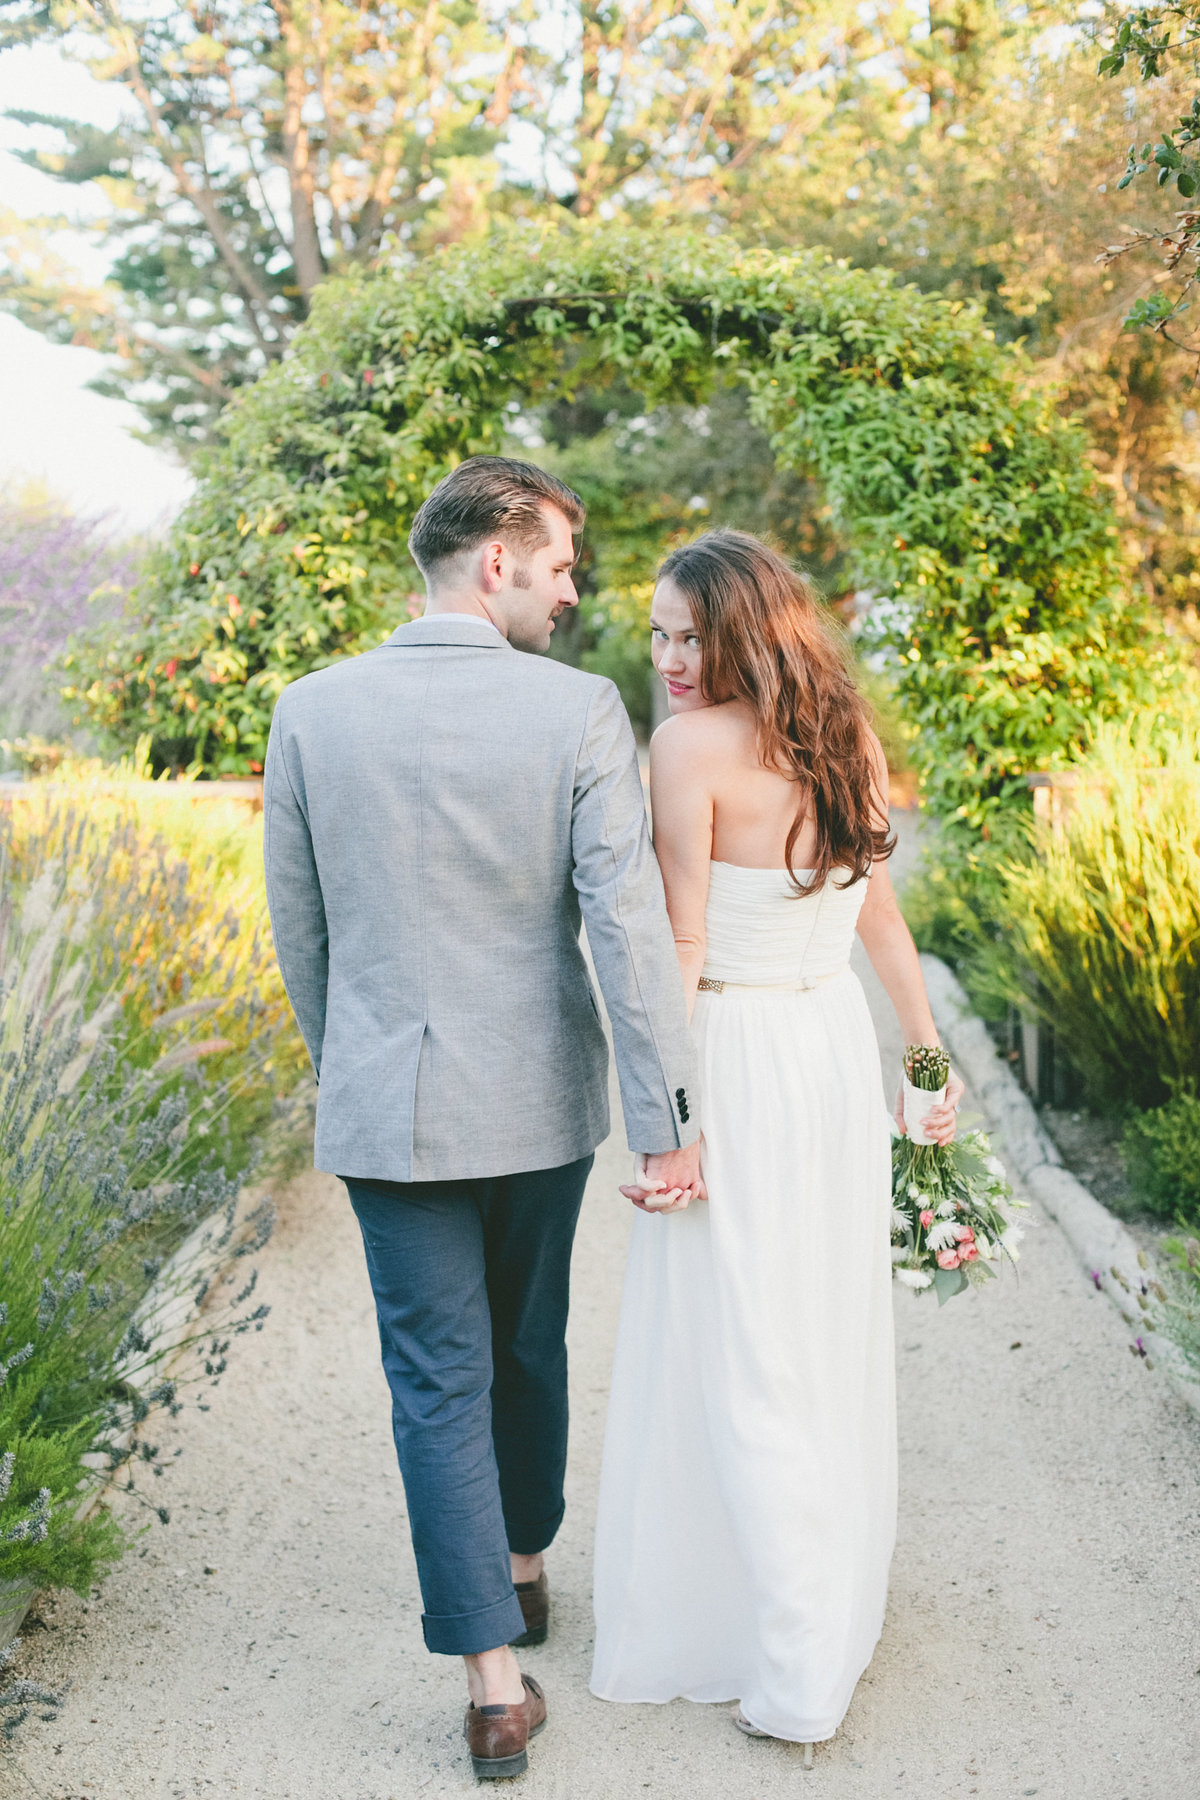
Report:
697,965,849,995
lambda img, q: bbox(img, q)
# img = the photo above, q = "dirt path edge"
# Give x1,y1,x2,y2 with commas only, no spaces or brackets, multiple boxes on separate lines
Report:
920,952,1200,1418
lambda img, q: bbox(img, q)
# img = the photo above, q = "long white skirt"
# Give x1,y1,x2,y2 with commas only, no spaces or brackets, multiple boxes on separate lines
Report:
590,971,897,1742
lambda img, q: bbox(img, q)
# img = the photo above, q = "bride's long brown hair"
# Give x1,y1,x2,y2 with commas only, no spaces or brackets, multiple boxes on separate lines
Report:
657,529,894,895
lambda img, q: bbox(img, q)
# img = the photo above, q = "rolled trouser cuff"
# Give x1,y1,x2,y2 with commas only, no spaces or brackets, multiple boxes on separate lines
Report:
422,1588,527,1656
505,1501,565,1558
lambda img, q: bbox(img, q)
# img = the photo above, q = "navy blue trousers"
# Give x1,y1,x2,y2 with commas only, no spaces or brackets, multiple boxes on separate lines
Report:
344,1154,592,1656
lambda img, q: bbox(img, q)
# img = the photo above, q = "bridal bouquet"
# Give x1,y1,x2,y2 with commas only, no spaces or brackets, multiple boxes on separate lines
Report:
891,1045,1026,1305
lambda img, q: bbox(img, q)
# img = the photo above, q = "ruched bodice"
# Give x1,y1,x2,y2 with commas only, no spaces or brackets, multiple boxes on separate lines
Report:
701,861,869,986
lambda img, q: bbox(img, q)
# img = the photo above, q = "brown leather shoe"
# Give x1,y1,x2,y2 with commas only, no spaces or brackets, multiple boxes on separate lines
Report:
509,1571,549,1647
464,1674,547,1780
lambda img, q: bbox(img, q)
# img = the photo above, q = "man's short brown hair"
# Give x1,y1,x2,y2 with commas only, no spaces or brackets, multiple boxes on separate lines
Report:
408,455,585,578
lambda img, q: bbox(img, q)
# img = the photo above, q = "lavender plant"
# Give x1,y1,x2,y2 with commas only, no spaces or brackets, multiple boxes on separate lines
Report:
0,1628,62,1742
0,798,294,1603
0,493,140,751
3,786,306,1172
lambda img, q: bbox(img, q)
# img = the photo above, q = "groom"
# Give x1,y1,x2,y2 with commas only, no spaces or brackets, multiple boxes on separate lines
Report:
263,455,701,1779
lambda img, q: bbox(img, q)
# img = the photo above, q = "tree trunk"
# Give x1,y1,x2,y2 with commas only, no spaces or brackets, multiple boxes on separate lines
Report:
274,1,325,299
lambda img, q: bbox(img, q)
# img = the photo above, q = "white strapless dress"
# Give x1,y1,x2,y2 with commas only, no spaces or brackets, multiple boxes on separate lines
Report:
590,862,897,1742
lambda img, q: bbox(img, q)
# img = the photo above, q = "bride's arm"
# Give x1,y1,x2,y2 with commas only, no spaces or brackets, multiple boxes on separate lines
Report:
856,856,941,1047
855,737,964,1141
648,717,715,1020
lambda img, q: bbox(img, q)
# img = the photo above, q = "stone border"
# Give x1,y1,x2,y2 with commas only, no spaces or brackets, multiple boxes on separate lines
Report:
921,953,1200,1419
0,1187,269,1652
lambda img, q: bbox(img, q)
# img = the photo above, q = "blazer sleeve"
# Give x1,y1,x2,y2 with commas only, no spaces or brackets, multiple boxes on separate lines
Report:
571,679,700,1154
263,702,329,1079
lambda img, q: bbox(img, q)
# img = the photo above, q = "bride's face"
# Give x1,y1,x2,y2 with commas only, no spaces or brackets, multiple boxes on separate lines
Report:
650,577,708,713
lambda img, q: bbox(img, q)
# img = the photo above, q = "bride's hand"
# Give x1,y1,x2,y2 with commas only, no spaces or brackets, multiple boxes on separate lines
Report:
893,1067,965,1146
619,1179,690,1213
620,1152,703,1213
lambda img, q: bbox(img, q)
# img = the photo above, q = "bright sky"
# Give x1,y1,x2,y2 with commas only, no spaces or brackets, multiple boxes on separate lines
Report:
0,42,193,533
0,314,193,531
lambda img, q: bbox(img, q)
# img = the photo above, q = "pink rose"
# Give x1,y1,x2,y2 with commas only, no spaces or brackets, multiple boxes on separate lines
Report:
955,1225,975,1243
936,1248,961,1270
919,1210,934,1229
961,1243,980,1262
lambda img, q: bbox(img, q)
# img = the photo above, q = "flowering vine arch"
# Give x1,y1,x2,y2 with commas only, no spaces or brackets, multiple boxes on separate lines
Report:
73,224,1170,829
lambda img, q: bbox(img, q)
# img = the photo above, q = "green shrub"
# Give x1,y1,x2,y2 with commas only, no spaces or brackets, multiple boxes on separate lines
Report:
985,720,1200,1110
1157,1235,1200,1383
65,219,1190,831
1122,1090,1200,1221
574,582,654,731
902,842,1001,967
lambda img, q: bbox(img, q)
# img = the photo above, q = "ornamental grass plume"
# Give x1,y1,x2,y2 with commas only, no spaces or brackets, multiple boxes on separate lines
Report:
0,786,301,1605
989,720,1200,1110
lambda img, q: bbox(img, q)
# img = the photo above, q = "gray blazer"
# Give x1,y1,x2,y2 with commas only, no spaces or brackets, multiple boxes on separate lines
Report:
263,616,699,1182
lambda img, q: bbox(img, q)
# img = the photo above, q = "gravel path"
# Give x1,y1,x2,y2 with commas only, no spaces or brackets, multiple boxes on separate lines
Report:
6,901,1200,1799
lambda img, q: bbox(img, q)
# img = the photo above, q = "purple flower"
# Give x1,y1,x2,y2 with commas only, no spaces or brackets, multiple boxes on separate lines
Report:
0,494,142,737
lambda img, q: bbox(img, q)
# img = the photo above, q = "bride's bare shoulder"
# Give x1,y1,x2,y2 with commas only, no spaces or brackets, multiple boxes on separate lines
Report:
650,704,753,771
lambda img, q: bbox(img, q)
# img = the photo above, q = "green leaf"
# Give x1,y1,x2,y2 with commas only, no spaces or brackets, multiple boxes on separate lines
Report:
933,1266,970,1306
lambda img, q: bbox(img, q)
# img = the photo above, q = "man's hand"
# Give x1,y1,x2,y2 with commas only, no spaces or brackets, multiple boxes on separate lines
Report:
619,1140,706,1213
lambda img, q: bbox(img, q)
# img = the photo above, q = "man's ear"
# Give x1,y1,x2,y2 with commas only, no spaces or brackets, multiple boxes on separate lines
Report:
480,537,506,594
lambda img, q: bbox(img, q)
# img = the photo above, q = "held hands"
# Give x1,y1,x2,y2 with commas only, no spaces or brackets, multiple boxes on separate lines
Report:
892,1065,965,1147
620,1141,706,1213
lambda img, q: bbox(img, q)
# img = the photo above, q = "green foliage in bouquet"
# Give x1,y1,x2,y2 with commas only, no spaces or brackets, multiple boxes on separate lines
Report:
982,721,1200,1111
64,220,1186,836
892,1044,1026,1304
892,1130,1026,1306
1122,1089,1200,1223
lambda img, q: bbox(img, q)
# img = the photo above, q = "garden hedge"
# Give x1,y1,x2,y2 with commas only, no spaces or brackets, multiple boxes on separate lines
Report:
67,221,1188,831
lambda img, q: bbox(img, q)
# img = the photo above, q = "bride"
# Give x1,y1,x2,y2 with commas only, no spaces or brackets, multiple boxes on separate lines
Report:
590,529,963,1753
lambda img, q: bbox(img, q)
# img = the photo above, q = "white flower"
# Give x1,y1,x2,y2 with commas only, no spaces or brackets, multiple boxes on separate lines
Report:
936,1198,957,1219
985,1155,1005,1177
907,1183,920,1199
926,1220,961,1251
894,1267,933,1290
891,1207,912,1235
1000,1225,1024,1262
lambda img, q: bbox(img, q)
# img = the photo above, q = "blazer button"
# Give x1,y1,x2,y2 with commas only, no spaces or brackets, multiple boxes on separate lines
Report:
675,1087,686,1100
